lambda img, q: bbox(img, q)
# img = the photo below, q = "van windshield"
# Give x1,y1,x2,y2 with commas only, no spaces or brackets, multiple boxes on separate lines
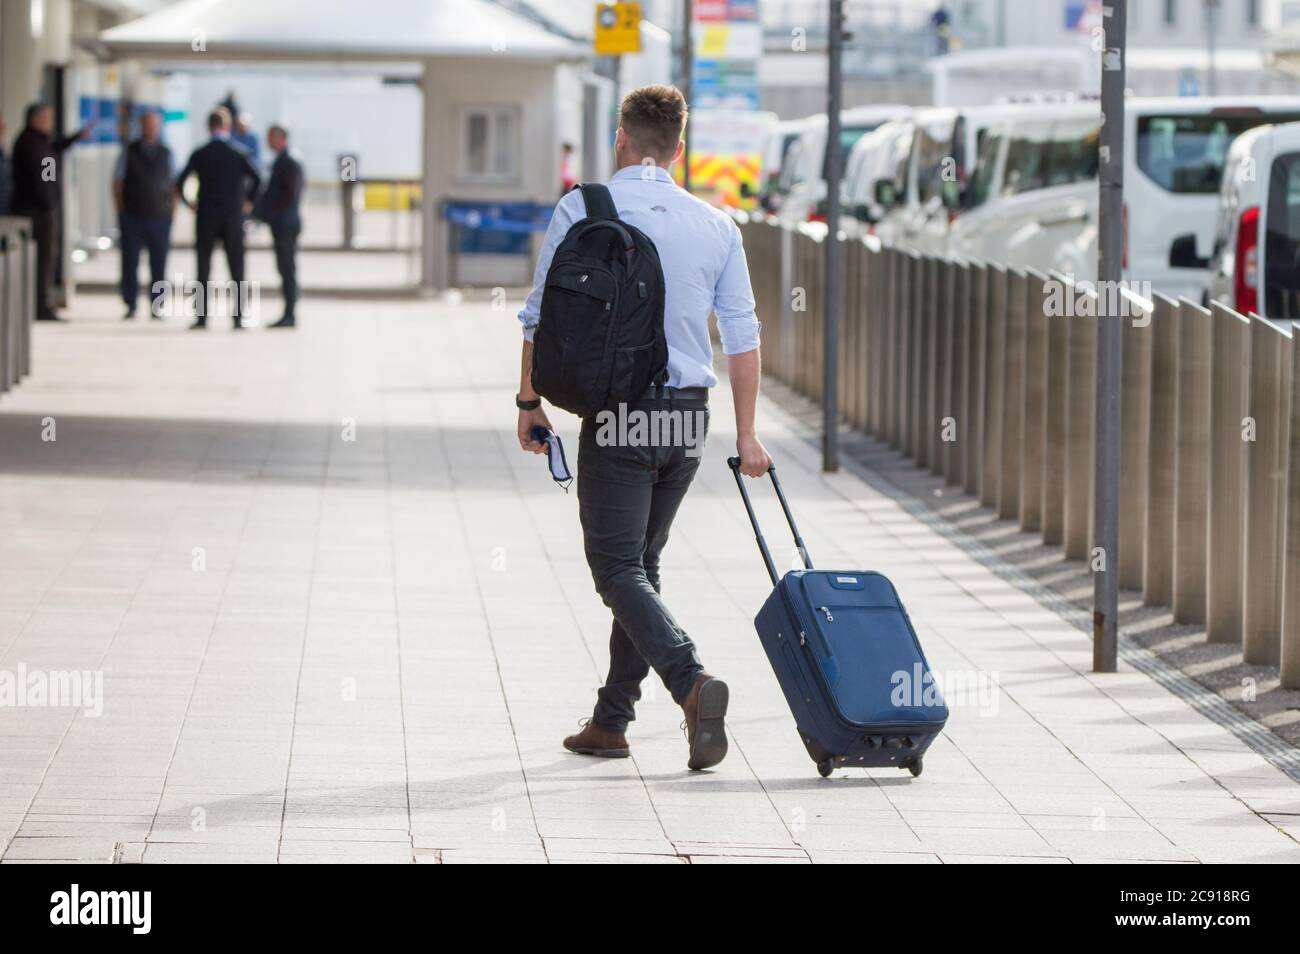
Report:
823,123,887,181
1137,112,1300,193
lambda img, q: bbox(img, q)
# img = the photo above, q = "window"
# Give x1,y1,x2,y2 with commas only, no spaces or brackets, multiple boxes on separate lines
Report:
1137,112,1300,193
1247,0,1260,27
459,105,520,182
1043,119,1100,187
965,130,1003,210
1001,122,1053,196
1164,0,1177,26
913,117,956,204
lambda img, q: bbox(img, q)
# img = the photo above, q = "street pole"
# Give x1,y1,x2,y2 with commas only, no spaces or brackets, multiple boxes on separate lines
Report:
1094,0,1127,673
823,0,844,472
682,0,693,192
1205,0,1220,96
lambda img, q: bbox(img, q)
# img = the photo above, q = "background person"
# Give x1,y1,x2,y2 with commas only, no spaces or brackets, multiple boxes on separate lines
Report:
255,124,304,329
113,109,175,320
176,107,261,330
9,103,90,321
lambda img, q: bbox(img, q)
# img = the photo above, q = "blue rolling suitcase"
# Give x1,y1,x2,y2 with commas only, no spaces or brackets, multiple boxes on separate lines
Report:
727,458,948,778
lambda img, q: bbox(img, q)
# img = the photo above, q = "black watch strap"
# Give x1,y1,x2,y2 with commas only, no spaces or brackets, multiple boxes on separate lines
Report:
516,394,541,411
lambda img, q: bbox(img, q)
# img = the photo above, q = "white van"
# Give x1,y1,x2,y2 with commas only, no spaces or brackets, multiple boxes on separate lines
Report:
873,103,1046,254
1128,98,1300,302
841,119,911,239
945,103,1101,276
1207,122,1300,320
755,117,814,213
775,105,910,226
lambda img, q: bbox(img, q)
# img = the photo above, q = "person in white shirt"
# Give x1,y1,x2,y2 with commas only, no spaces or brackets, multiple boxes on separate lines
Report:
515,85,772,771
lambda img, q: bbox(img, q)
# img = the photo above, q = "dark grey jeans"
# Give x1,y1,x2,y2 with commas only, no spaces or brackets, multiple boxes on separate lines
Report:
578,396,709,733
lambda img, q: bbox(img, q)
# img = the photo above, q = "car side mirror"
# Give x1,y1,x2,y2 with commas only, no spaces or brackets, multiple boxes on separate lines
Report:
874,179,898,208
1170,233,1210,270
739,181,753,199
853,202,873,223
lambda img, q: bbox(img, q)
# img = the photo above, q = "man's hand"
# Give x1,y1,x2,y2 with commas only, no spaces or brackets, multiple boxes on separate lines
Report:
518,406,553,455
736,433,773,478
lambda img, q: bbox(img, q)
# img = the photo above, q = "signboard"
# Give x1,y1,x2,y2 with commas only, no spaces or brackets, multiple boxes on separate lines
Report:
692,0,761,112
594,2,641,56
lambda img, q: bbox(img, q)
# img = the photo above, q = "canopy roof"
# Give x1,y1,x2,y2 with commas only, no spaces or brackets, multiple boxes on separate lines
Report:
96,0,587,61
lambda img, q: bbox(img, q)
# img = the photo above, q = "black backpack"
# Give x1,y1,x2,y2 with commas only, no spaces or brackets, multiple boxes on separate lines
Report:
531,184,667,417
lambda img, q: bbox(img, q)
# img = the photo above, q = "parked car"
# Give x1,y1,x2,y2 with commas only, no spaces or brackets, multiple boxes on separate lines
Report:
944,102,1100,277
841,119,911,239
1208,121,1300,320
775,105,910,226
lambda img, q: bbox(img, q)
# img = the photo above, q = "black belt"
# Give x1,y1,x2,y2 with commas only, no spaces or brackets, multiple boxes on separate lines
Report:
637,385,709,402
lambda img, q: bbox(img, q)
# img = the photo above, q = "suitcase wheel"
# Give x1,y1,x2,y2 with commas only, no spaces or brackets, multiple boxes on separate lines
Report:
903,757,923,778
816,757,835,778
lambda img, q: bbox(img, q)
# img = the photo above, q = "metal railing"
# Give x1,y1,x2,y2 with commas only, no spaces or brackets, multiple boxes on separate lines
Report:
0,217,36,400
740,216,1300,688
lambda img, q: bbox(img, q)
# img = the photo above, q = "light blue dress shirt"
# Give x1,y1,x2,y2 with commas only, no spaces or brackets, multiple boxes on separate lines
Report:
518,164,761,389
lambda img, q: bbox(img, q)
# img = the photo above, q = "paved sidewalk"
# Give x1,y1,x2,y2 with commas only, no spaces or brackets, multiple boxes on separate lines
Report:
1,293,1298,864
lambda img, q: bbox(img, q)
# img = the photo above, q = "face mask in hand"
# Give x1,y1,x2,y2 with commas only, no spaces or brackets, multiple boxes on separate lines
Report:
531,426,573,491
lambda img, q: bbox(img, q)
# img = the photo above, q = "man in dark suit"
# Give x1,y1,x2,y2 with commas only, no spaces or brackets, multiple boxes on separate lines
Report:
255,125,304,329
10,103,90,321
113,109,175,320
176,108,260,330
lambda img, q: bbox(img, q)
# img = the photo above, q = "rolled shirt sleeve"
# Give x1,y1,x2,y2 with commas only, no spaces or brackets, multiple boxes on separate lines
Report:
712,219,761,355
518,193,582,342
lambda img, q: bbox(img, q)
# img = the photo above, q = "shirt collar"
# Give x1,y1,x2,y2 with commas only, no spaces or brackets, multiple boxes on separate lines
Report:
211,131,230,142
611,164,675,185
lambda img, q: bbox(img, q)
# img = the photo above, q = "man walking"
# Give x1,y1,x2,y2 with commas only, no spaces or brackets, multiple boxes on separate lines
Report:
114,109,175,320
176,108,260,330
516,85,771,771
255,125,303,329
10,104,89,322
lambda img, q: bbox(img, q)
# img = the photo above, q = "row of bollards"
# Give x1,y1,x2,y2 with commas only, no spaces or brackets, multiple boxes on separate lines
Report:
739,216,1300,688
0,217,37,398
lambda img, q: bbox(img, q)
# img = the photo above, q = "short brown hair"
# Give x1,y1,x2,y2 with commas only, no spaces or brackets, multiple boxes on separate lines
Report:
620,85,688,162
208,107,231,132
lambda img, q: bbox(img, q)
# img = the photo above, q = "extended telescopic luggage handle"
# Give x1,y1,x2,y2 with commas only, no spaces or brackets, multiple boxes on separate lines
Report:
726,457,813,587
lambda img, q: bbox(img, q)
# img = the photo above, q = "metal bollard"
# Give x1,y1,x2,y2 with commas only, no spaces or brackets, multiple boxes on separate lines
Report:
1063,283,1098,562
893,252,909,451
1172,300,1212,625
1242,315,1292,666
1119,293,1152,591
1284,330,1300,689
883,248,898,447
1020,269,1050,532
913,256,933,468
947,260,968,487
0,225,11,393
933,258,953,478
981,264,1007,509
1143,295,1180,607
1206,303,1250,645
1041,276,1069,547
964,263,987,497
999,269,1027,521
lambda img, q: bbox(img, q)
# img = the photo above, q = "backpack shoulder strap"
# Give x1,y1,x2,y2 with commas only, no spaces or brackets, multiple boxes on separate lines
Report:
577,183,619,221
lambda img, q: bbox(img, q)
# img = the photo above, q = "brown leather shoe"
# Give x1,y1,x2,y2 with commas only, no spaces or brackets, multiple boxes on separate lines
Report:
682,673,729,771
563,719,630,758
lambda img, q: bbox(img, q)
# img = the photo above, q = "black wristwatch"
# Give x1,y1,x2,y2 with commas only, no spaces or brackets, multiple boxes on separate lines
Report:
516,394,541,411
